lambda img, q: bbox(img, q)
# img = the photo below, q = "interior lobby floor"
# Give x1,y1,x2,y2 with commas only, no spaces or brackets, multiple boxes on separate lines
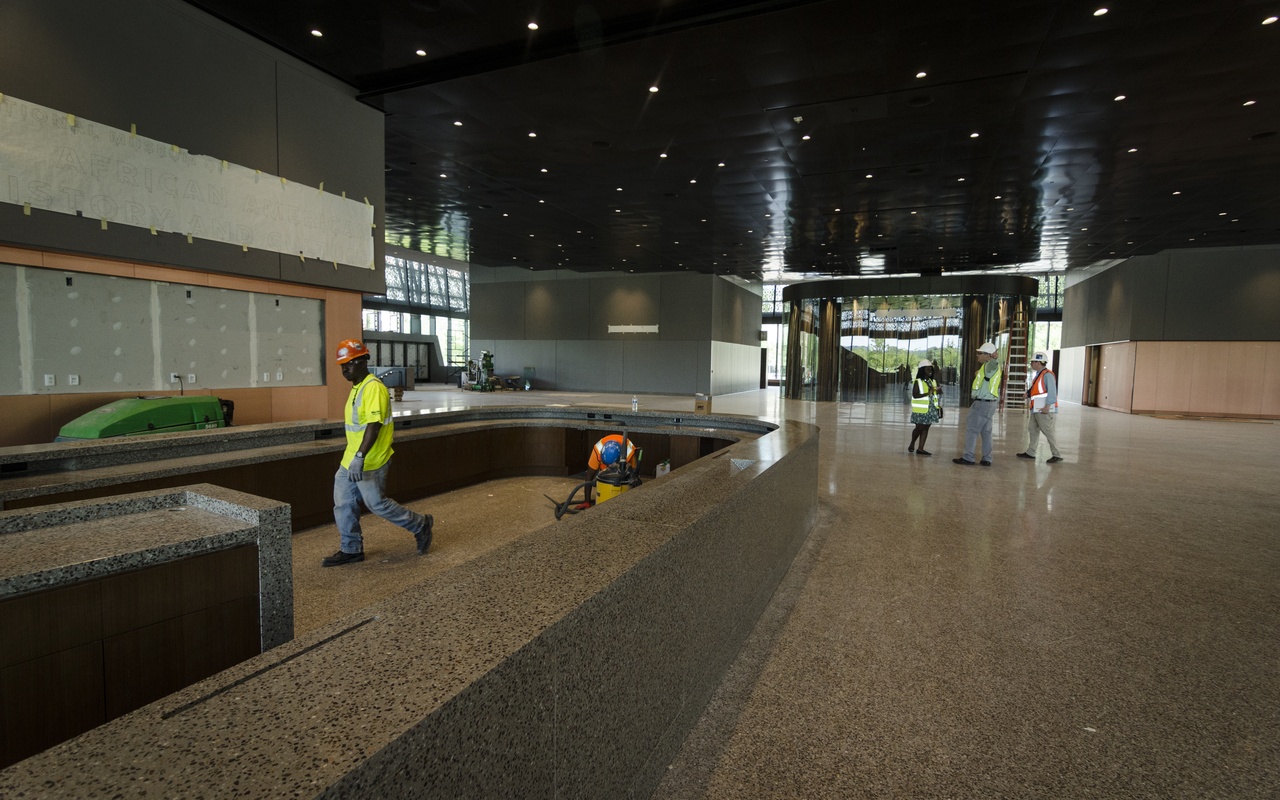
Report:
301,385,1279,797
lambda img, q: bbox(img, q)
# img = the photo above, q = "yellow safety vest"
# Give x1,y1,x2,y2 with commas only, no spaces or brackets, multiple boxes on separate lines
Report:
971,363,1002,400
911,379,937,413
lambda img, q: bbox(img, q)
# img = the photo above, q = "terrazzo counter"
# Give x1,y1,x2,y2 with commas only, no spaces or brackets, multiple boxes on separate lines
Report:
0,483,294,651
0,417,820,798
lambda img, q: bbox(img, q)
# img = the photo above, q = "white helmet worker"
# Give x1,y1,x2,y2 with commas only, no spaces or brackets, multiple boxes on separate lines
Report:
918,359,933,369
976,342,998,355
1031,351,1049,363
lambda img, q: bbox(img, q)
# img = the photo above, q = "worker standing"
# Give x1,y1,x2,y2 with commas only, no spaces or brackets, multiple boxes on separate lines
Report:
1017,351,1064,463
323,339,433,566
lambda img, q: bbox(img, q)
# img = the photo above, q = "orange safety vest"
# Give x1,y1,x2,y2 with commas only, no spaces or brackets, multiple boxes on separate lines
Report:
1028,368,1058,412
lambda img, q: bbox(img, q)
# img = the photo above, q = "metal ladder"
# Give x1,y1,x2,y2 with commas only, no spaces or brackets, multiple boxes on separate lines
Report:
1002,302,1032,410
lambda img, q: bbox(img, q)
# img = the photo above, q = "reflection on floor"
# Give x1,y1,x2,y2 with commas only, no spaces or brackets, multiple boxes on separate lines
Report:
305,385,1280,797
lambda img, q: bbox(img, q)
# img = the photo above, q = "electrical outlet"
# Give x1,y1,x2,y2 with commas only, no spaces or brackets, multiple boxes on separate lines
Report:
276,370,284,381
263,372,270,382
68,374,80,386
44,374,55,387
187,373,197,384
170,373,180,384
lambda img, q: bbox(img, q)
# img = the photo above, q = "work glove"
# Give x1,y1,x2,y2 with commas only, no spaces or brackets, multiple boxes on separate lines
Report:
348,455,365,482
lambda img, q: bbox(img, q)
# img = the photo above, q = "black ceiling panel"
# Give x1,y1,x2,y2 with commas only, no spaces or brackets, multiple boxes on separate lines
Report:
186,0,1280,278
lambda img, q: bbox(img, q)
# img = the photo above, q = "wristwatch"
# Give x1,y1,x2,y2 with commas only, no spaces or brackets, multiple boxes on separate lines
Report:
355,451,365,458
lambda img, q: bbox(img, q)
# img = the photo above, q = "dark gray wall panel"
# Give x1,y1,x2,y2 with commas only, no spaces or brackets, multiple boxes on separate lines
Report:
556,341,625,392
1164,248,1280,340
1062,280,1089,348
1127,255,1171,340
490,340,558,388
525,280,589,340
711,279,763,346
471,283,527,340
590,276,661,340
624,341,699,395
658,274,712,340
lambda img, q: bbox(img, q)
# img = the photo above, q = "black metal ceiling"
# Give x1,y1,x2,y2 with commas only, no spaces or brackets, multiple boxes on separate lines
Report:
186,0,1280,278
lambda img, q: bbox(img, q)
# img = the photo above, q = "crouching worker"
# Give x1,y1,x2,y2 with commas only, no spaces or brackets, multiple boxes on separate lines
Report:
323,339,433,567
584,433,638,506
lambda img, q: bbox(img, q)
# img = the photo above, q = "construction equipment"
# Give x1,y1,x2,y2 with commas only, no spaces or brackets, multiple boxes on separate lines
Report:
545,432,642,519
55,396,234,441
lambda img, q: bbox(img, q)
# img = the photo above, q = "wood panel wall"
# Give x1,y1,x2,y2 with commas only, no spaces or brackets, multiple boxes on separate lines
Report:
1132,340,1280,417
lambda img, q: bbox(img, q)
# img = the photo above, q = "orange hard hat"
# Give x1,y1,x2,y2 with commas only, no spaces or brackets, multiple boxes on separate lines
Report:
335,339,369,364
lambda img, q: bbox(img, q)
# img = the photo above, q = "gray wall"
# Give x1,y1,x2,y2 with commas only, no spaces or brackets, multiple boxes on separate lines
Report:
471,268,763,394
1,262,323,395
1063,246,1280,347
0,0,385,294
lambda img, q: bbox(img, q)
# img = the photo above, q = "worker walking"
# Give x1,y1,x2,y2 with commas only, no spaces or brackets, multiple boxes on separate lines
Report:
1017,351,1064,463
323,339,433,567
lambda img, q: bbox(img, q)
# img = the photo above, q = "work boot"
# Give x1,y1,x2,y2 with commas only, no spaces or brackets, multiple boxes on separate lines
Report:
322,550,364,567
415,514,434,555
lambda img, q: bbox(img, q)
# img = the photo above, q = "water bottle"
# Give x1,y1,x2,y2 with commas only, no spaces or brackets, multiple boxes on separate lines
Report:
631,395,639,412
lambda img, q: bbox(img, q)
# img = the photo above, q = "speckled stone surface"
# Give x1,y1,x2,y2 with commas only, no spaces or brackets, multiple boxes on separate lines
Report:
0,483,293,650
0,411,818,798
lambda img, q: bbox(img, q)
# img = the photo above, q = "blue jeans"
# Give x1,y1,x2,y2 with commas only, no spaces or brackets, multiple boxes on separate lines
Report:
963,400,998,462
333,463,425,554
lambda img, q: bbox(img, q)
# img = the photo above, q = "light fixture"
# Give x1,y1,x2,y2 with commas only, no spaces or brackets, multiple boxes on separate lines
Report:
865,173,873,178
659,153,667,158
957,177,965,182
970,132,980,138
1094,8,1108,16
528,132,537,137
416,49,427,57
916,71,927,78
718,162,725,167
1114,94,1126,101
1243,100,1257,106
649,86,659,93
690,179,697,184
453,121,462,126
439,173,446,178
801,134,811,140
1128,147,1138,152
540,168,548,173
528,22,539,30
1264,16,1277,24
310,29,323,37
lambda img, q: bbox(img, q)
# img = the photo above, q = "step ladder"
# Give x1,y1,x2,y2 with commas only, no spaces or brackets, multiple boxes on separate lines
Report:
1002,301,1032,410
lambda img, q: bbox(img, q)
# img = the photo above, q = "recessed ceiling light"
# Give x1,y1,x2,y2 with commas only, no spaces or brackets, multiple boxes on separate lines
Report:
453,121,462,126
1114,95,1126,101
1243,100,1257,106
659,153,667,158
690,179,697,184
916,71,927,78
1128,147,1138,152
528,132,537,138
994,195,1002,199
911,211,918,215
1173,191,1181,195
802,135,811,140
439,173,446,178
865,173,873,178
540,168,548,173
310,29,323,37
1094,8,1108,16
503,213,509,217
416,49,427,57
718,162,725,167
528,22,539,30
1264,16,1278,24
649,86,659,93
969,132,980,138
957,177,965,182
1219,212,1227,215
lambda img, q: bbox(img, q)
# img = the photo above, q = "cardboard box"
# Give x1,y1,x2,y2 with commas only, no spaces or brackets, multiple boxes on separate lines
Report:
694,393,712,414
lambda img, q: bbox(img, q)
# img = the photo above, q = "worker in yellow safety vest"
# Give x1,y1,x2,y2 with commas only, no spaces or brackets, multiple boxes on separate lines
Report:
908,360,942,456
954,341,1002,466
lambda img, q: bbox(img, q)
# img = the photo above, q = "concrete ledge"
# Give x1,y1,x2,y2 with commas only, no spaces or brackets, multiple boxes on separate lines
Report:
0,483,294,651
0,419,819,798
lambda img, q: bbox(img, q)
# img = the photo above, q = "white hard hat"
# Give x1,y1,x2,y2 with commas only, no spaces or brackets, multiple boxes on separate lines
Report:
1032,351,1049,363
976,342,998,355
918,359,932,369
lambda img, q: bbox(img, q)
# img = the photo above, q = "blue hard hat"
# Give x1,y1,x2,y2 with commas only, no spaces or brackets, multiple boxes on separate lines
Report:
599,440,623,466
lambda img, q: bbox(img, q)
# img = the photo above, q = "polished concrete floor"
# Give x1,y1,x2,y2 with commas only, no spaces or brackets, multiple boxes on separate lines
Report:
298,386,1280,798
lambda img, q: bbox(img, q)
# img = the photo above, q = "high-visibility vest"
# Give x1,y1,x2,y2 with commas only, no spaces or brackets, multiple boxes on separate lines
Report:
972,363,1002,400
1028,368,1058,412
345,375,382,433
911,379,937,413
